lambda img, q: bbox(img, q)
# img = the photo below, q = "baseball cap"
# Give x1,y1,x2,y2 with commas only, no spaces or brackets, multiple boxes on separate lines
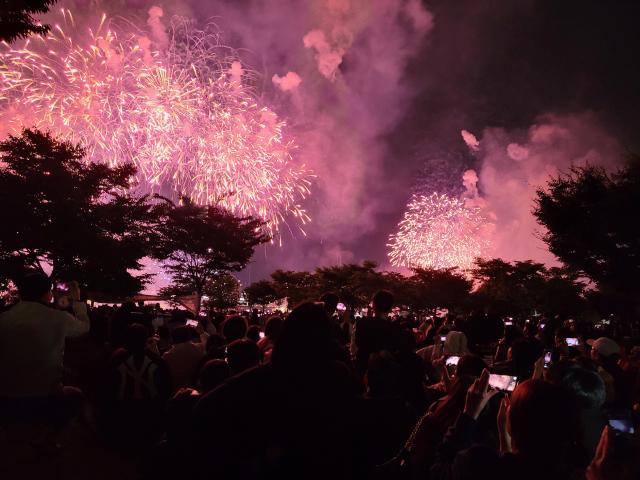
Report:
586,337,620,357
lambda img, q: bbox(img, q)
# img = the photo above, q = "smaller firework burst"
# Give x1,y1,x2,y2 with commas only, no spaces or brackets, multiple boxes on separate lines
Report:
388,193,488,270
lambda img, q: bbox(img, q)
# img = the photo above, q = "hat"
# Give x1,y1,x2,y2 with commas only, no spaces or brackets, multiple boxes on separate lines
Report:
587,337,620,357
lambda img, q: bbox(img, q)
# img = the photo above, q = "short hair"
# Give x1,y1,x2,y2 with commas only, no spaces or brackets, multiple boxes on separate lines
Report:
271,302,332,369
264,316,283,340
456,354,487,378
557,365,606,409
510,338,544,378
226,338,261,374
319,292,339,313
171,326,192,345
198,359,230,393
16,272,52,302
509,380,579,460
372,290,394,313
222,315,247,342
124,323,149,354
205,334,226,359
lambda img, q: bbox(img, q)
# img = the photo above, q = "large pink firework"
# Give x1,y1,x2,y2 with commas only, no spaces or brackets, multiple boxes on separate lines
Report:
0,10,311,243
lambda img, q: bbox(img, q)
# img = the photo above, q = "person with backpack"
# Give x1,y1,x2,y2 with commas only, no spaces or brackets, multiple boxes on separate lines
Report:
98,323,170,445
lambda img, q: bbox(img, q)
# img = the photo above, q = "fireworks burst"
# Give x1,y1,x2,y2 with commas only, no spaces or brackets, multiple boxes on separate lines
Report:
388,193,489,270
0,9,311,243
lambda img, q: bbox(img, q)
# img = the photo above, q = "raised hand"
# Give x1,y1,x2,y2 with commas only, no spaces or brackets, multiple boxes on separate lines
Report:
464,369,497,420
497,395,512,453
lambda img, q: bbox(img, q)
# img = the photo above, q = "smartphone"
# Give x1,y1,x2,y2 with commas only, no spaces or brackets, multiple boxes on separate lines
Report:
566,337,580,347
259,331,265,339
607,409,636,436
56,282,70,292
539,323,546,329
440,335,447,343
504,321,513,326
543,350,552,369
446,355,460,367
488,374,518,392
186,319,199,328
336,302,346,312
608,418,635,435
445,355,460,377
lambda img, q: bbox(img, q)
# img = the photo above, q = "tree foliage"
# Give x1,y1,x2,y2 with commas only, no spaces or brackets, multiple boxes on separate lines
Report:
202,273,240,312
153,197,269,308
244,262,472,312
314,261,388,308
408,267,473,311
0,129,165,296
534,160,640,311
470,258,585,318
269,269,318,307
0,0,56,43
243,280,278,307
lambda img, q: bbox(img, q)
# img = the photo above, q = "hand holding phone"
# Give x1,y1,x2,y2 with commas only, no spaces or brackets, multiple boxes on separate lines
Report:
543,350,552,369
445,355,460,377
464,369,497,420
186,319,199,328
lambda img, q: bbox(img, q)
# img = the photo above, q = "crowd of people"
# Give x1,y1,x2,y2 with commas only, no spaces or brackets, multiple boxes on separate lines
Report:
0,272,639,479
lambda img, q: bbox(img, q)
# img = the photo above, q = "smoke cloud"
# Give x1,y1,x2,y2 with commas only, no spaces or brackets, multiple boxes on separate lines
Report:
461,130,480,151
146,5,169,49
185,0,434,273
14,0,638,286
463,113,622,265
272,71,302,92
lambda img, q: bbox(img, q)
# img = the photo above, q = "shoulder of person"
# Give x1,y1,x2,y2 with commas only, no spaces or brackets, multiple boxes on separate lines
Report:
197,364,270,408
146,349,166,365
27,300,75,318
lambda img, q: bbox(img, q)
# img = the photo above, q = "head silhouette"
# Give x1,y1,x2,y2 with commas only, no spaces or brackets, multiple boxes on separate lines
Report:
508,379,579,463
271,302,332,372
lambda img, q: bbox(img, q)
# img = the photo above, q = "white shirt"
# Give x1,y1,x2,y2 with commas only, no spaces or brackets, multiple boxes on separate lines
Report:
0,300,90,397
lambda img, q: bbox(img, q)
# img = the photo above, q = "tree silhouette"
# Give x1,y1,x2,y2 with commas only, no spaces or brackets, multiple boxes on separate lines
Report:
268,269,319,307
0,0,56,43
202,273,241,312
470,258,585,318
409,267,473,312
244,279,279,308
153,197,269,312
535,159,640,314
314,261,387,308
0,129,166,296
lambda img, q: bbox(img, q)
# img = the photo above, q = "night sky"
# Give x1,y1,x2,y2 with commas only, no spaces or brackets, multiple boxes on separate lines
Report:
6,1,640,289
240,0,640,283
